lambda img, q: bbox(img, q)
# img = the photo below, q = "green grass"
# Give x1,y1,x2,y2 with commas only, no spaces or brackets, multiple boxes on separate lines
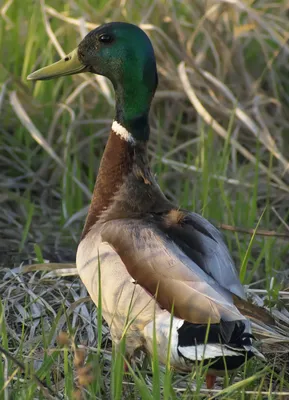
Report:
1,0,289,398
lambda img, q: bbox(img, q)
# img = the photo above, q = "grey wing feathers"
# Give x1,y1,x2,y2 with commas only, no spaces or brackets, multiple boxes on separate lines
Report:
165,211,245,299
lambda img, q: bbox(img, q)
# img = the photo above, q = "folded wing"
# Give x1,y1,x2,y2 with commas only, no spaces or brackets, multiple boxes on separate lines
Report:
101,217,246,325
163,210,246,299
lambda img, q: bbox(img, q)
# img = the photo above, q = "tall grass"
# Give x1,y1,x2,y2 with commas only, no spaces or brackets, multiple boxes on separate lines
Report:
1,0,289,398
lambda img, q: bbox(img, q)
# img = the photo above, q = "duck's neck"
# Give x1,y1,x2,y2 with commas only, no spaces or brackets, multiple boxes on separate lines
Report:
112,64,157,141
114,89,150,142
81,70,157,239
81,130,136,239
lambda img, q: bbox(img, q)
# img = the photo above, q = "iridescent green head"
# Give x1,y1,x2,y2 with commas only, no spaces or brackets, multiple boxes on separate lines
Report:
28,22,158,141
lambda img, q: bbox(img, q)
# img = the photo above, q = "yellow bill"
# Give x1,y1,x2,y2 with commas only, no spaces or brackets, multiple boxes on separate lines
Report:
27,48,87,81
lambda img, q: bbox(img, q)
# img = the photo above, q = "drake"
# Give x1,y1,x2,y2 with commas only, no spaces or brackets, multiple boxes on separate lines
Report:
28,22,266,388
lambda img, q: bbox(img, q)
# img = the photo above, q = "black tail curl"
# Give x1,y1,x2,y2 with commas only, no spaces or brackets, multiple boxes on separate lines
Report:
177,319,255,371
178,319,252,347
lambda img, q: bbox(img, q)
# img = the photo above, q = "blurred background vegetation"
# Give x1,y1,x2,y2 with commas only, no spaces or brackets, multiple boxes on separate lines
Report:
1,0,289,398
1,0,289,278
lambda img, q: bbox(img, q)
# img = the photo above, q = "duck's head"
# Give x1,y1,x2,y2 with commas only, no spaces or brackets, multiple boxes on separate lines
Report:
28,22,158,141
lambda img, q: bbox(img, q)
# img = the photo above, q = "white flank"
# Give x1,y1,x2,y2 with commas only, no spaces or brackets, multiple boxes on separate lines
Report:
144,312,185,366
178,344,240,361
112,120,135,143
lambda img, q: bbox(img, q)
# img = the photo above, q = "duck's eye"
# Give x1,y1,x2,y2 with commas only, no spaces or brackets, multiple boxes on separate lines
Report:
99,34,113,44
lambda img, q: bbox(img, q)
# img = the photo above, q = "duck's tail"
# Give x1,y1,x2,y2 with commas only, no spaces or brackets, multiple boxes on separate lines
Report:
235,291,289,355
176,318,263,372
144,313,260,373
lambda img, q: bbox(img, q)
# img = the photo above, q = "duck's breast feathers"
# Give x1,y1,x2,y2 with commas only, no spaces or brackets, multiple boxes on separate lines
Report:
98,216,245,324
76,235,161,343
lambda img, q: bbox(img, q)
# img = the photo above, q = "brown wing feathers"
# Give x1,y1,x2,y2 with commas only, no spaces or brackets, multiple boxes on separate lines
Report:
101,208,274,327
102,219,243,324
233,296,274,325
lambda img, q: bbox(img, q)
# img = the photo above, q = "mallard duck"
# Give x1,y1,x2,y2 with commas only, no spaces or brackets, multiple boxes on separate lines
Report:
28,22,268,388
